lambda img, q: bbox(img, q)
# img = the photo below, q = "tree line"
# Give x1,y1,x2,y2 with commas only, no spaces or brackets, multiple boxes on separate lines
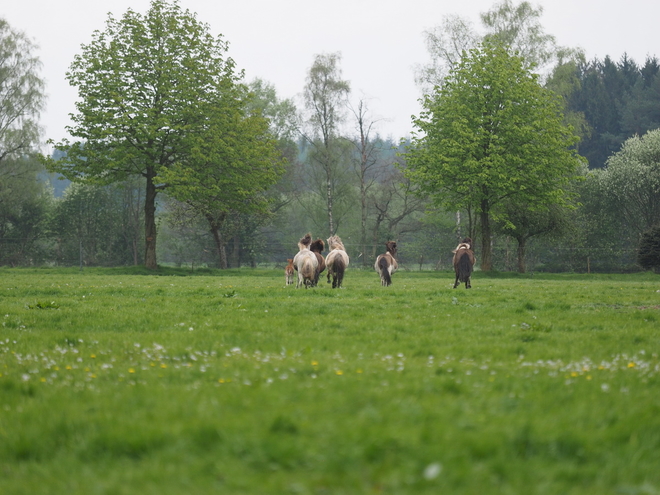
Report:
1,0,659,273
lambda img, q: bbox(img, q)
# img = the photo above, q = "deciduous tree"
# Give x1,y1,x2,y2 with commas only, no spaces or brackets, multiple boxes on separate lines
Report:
49,0,245,269
0,18,44,166
417,0,575,91
301,53,351,236
407,42,582,270
599,129,660,236
158,94,285,269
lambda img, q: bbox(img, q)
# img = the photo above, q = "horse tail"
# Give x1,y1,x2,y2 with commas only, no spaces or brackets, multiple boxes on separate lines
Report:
378,256,392,286
333,256,346,288
457,251,473,282
301,257,315,288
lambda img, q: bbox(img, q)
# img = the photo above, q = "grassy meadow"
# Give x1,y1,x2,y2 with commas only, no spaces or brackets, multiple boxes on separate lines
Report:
1,266,659,494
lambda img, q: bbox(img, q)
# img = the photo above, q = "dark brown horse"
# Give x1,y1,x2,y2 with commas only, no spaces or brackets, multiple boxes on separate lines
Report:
375,241,398,286
310,238,326,287
452,237,476,289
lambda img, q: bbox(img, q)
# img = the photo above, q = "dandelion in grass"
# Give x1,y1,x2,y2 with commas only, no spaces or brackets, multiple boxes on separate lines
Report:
628,362,636,368
335,370,343,376
128,368,135,374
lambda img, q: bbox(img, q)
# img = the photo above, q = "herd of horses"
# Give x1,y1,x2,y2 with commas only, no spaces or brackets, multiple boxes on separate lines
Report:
286,234,476,289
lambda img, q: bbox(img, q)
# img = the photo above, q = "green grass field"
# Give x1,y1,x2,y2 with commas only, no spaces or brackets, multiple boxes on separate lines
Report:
1,267,659,494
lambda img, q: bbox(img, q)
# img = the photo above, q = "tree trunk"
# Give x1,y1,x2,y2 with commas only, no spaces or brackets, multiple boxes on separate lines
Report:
360,182,368,267
517,238,527,273
210,225,228,269
144,174,158,270
231,235,240,268
326,170,334,236
479,205,492,271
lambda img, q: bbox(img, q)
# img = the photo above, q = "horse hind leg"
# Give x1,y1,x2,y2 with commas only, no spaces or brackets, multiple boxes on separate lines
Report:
453,274,460,289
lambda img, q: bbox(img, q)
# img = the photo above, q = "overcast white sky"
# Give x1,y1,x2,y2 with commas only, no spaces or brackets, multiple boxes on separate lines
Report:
3,0,659,150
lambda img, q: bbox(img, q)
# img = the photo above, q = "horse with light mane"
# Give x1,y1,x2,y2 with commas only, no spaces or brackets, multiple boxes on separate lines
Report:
452,237,476,289
325,235,349,289
285,259,295,286
310,238,326,287
375,241,398,286
293,233,319,289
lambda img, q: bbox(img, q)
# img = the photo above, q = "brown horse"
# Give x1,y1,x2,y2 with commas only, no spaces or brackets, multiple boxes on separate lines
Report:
285,259,295,286
375,241,398,286
293,233,318,289
452,237,476,289
325,235,349,289
310,238,326,287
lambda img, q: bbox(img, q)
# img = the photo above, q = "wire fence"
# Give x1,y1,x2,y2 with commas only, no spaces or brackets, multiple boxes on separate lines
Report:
0,236,645,274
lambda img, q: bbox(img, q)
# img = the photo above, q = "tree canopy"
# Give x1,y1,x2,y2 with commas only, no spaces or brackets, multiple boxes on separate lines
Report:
0,18,45,165
596,128,660,236
407,41,582,270
416,0,576,92
48,0,248,269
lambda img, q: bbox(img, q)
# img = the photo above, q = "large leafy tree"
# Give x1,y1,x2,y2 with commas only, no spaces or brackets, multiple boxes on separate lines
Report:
158,93,285,269
0,20,48,266
301,53,351,236
49,0,245,269
0,18,44,165
407,41,582,270
599,129,660,237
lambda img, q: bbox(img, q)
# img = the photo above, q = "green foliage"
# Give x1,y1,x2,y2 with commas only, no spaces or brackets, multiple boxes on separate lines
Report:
0,19,45,163
0,269,659,493
561,54,660,168
301,52,352,236
48,181,143,266
637,225,660,272
408,41,582,270
599,129,660,237
0,155,52,266
417,1,576,90
48,0,248,269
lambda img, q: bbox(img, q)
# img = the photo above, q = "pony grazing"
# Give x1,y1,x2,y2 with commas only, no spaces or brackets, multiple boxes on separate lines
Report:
375,241,398,286
452,237,476,289
293,233,319,289
325,235,349,289
309,238,326,287
285,259,295,286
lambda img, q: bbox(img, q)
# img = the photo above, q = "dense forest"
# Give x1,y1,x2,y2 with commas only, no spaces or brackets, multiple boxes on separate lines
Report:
2,1,660,274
